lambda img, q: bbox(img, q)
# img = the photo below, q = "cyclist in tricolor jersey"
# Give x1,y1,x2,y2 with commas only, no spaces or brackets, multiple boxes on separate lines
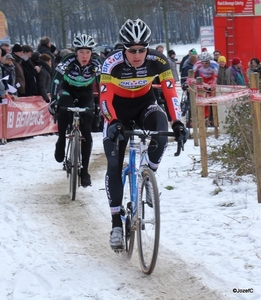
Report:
99,19,188,250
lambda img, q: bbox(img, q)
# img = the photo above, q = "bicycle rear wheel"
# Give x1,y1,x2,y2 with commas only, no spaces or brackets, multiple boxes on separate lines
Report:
137,167,160,275
122,171,135,259
69,130,80,200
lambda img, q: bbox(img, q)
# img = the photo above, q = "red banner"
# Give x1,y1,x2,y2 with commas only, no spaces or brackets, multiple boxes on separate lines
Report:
5,96,57,139
215,0,254,14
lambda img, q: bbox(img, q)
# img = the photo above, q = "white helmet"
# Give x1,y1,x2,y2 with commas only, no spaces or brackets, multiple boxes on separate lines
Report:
73,34,96,50
119,19,151,46
200,52,212,62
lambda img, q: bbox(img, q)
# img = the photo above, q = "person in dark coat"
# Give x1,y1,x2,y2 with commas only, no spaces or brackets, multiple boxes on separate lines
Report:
217,56,228,85
0,48,8,102
38,53,52,103
179,48,197,73
22,44,40,96
3,53,16,96
180,55,198,120
37,36,55,71
11,43,26,96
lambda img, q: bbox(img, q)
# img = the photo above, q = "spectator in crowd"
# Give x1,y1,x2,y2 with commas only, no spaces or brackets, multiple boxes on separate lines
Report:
247,57,261,79
22,44,33,59
54,48,73,66
0,42,11,54
103,46,113,58
180,55,198,120
50,44,58,56
31,51,52,102
0,47,6,64
156,44,164,54
213,50,221,62
114,42,124,50
11,43,26,96
179,48,197,73
217,56,228,85
0,48,8,102
226,57,246,86
3,53,16,89
181,55,198,86
37,53,52,103
22,44,40,96
167,49,179,82
37,36,55,70
202,47,208,52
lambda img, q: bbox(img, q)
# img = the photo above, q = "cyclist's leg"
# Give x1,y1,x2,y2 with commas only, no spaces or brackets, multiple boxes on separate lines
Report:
78,94,94,187
55,90,74,162
137,104,168,172
103,121,128,249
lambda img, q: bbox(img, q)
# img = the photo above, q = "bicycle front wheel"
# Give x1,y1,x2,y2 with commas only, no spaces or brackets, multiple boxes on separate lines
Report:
125,172,136,259
69,130,80,200
137,167,160,275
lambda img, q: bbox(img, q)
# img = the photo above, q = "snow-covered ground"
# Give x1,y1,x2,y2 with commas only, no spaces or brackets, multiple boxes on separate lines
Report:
1,43,261,300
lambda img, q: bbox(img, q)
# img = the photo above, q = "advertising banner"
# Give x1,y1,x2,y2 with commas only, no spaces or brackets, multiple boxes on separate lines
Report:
215,0,254,15
0,11,10,42
5,96,57,139
200,26,215,47
200,26,214,36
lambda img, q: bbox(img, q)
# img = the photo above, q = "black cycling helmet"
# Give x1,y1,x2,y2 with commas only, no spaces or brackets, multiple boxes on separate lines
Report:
73,34,96,51
119,19,151,46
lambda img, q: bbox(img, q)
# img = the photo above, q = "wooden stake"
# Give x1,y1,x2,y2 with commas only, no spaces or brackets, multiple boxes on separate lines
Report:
188,69,199,146
250,72,261,203
196,77,208,177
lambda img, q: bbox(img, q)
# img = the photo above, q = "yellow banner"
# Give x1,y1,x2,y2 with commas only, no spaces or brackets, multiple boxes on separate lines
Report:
0,11,8,40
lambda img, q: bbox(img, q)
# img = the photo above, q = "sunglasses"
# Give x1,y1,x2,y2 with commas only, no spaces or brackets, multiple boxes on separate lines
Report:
124,46,148,54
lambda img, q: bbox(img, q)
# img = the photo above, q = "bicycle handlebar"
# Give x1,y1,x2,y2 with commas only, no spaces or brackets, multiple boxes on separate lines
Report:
124,130,176,137
60,106,94,115
111,129,184,157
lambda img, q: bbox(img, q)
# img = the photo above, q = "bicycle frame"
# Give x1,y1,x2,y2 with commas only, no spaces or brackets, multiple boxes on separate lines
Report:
119,129,181,274
63,106,93,200
121,137,138,217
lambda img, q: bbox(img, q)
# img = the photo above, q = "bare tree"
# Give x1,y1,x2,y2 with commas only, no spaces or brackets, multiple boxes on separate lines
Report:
0,0,214,49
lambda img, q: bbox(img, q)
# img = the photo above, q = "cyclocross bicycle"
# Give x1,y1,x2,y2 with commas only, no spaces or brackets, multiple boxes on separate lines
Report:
62,105,93,200
115,127,183,275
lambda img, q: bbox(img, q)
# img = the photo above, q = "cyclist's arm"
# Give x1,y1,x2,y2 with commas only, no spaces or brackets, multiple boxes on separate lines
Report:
99,74,118,123
158,70,180,122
